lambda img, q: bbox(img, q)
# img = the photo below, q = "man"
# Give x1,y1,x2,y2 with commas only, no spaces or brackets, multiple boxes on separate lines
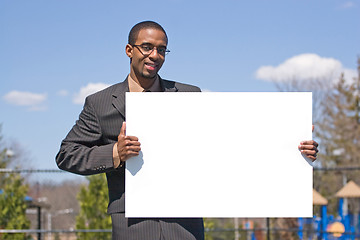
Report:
56,21,318,240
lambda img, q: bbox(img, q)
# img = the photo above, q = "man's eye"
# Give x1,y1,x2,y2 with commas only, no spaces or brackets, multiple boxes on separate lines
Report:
158,48,166,54
142,45,152,51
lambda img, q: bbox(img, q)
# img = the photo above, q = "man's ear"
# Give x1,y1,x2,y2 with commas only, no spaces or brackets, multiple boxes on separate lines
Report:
125,44,133,58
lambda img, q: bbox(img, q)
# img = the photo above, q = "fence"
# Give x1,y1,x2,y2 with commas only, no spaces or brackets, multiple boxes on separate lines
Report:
1,227,360,240
1,167,360,240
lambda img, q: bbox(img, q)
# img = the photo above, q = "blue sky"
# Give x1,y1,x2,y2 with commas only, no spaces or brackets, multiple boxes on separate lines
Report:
1,0,359,182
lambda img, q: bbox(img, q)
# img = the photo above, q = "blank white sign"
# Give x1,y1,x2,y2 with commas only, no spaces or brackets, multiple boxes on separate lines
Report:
125,92,313,218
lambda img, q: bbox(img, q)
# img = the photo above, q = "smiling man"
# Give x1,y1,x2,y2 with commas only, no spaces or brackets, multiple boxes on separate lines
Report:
56,21,318,240
56,21,204,240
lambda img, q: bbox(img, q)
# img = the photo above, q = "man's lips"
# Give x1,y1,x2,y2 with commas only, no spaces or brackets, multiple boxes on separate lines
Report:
145,63,158,71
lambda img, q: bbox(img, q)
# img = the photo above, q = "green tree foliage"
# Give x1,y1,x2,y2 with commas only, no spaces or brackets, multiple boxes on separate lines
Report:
0,173,31,240
204,218,240,240
204,218,216,240
76,173,112,240
0,125,31,240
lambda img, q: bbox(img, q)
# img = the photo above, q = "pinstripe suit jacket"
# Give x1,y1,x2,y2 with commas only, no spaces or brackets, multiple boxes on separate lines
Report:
56,76,204,240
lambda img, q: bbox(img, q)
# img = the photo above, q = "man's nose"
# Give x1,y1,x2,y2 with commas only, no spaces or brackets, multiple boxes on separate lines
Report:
149,48,160,59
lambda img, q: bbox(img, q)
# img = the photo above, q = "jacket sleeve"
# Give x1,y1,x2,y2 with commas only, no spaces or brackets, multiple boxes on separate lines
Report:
55,97,116,175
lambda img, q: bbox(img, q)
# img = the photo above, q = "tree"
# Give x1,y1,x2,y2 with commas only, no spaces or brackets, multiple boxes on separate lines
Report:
0,125,31,240
315,58,360,213
76,173,112,240
317,59,360,168
0,173,31,240
204,218,242,240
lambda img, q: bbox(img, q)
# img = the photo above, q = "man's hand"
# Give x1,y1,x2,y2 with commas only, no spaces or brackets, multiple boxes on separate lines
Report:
298,125,319,162
116,122,141,165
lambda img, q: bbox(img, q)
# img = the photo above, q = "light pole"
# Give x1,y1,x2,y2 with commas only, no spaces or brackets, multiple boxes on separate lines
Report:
333,148,348,216
234,217,240,240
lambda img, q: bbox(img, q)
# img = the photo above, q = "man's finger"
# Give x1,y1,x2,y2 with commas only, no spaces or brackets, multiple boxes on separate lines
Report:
300,140,318,147
124,145,141,153
301,149,317,155
299,144,318,151
307,155,317,162
124,139,141,146
124,136,139,142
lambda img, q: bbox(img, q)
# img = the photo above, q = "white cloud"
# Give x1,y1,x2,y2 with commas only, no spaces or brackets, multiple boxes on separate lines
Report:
255,53,357,83
57,90,69,96
341,1,355,8
73,83,111,104
3,91,47,111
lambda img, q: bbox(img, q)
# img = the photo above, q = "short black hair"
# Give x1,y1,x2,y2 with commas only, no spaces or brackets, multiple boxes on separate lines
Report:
128,21,168,45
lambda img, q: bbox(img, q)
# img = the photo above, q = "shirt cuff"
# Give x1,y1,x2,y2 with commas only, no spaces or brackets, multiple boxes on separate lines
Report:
113,142,121,168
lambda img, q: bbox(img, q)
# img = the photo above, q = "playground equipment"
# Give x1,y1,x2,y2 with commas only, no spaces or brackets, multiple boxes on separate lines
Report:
309,181,360,240
239,181,360,240
334,181,360,239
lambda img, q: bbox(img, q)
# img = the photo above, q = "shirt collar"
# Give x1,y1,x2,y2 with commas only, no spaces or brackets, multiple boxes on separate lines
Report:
128,75,161,92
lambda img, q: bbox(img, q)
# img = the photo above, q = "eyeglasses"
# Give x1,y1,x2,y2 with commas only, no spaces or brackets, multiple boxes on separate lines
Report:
132,44,170,57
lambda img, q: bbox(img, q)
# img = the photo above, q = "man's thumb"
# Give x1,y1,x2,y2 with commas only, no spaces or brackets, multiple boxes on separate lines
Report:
120,122,126,136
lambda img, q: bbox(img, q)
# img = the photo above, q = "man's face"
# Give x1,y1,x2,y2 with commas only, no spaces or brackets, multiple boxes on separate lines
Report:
126,28,167,85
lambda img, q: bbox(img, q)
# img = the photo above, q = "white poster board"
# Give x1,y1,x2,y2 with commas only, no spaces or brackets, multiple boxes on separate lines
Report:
125,92,313,218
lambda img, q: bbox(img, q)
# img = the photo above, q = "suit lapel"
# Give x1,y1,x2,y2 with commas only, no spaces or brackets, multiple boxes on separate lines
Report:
112,76,177,118
160,77,178,92
112,78,129,118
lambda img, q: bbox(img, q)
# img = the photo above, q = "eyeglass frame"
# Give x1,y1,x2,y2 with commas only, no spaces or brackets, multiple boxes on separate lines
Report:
132,44,170,57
